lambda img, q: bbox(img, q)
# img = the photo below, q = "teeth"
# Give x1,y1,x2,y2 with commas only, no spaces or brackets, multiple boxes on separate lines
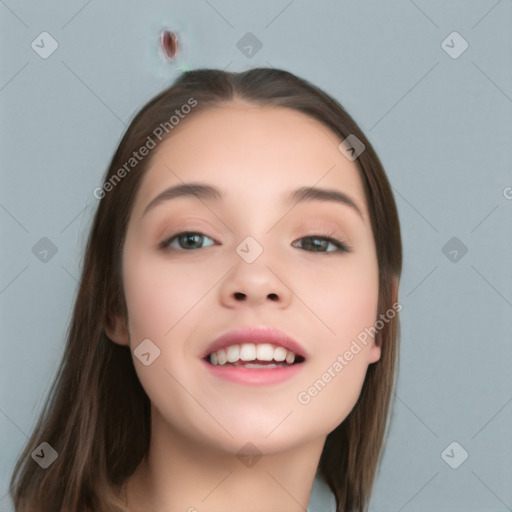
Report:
285,352,295,364
239,343,256,361
273,346,287,362
216,348,227,365
208,343,299,366
256,343,274,361
226,345,240,363
244,363,281,369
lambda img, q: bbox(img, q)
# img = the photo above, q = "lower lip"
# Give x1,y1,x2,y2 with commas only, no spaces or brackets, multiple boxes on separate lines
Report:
201,359,305,385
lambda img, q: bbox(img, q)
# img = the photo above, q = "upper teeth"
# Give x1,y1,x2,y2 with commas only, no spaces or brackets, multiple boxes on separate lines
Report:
209,343,296,365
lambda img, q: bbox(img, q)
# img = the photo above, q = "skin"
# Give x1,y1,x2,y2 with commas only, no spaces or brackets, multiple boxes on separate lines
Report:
106,102,381,512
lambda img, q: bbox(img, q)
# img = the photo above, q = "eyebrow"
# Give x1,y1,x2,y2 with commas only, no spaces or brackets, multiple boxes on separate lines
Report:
141,182,363,219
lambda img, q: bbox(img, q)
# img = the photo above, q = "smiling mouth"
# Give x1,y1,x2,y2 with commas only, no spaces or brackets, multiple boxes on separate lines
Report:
205,358,305,368
205,343,305,368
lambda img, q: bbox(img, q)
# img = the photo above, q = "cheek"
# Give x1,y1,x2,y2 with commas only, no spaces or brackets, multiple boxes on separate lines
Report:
121,252,208,423
293,252,379,432
122,250,207,340
337,262,379,340
307,250,379,345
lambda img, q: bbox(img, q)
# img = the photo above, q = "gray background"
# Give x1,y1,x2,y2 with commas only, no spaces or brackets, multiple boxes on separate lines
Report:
1,1,511,511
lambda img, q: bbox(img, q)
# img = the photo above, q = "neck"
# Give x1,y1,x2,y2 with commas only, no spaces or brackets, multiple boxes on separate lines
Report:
122,407,326,512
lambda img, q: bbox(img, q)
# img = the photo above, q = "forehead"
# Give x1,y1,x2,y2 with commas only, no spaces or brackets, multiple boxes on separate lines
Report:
132,103,368,219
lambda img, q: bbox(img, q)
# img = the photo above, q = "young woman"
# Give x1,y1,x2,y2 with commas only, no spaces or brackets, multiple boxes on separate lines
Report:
10,67,402,512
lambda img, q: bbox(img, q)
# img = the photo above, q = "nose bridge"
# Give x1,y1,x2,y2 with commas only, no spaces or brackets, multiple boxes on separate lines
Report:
233,232,280,287
221,195,280,262
219,230,290,307
235,233,268,265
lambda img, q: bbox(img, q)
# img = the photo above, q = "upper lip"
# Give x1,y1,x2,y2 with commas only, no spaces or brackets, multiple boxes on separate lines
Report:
201,326,307,360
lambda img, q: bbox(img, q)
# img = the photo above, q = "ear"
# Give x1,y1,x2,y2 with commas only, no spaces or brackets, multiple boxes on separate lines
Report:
104,313,130,347
368,339,381,364
368,275,400,364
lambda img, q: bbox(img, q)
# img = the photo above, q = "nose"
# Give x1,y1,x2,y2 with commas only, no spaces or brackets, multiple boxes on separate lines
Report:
219,256,292,309
233,289,278,302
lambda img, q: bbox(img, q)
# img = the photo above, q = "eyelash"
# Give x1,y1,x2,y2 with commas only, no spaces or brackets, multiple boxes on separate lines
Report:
158,230,352,254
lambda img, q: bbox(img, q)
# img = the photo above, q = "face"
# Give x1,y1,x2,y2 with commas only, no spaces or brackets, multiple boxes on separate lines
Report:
107,103,380,455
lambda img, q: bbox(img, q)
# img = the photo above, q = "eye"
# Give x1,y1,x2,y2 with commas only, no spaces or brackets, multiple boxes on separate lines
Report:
293,234,352,253
158,231,216,251
158,231,352,254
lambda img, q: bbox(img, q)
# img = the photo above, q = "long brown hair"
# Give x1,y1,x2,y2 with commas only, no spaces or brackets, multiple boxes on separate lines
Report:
9,67,402,512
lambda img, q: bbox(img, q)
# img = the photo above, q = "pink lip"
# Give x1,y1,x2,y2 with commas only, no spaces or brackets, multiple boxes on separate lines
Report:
201,358,305,386
200,326,307,360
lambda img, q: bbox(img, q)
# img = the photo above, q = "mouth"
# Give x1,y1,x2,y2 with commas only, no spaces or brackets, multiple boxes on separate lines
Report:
201,326,307,384
204,343,306,368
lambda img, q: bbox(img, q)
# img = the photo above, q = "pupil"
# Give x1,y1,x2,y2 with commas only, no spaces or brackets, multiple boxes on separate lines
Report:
182,233,201,249
305,237,326,252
